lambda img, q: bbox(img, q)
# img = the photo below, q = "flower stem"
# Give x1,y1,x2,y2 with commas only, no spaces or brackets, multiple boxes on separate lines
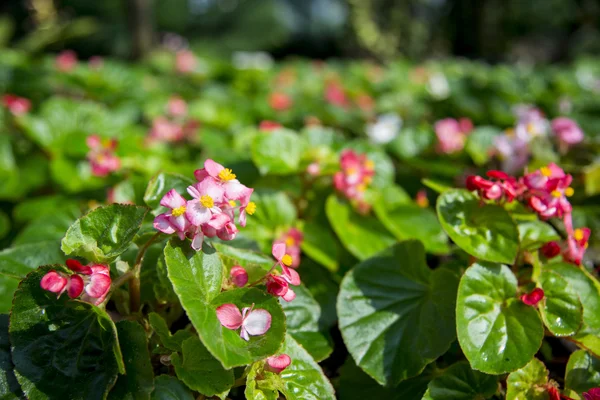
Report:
247,261,279,287
129,232,160,313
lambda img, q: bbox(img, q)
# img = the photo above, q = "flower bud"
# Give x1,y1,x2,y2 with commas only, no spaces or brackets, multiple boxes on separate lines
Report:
265,354,291,373
521,288,544,306
230,266,248,287
541,241,561,258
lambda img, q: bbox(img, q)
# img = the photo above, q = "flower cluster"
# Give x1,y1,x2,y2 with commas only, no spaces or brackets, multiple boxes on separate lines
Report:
40,259,111,305
148,96,200,143
86,135,121,177
153,159,256,251
2,94,31,116
467,163,591,266
56,50,77,72
273,228,303,269
334,149,375,213
434,117,473,154
175,50,197,74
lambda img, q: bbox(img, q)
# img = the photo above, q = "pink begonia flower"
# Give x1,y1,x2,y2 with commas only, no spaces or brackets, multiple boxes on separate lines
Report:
434,118,472,154
523,163,566,191
40,259,111,305
552,117,584,147
306,162,320,177
148,117,184,142
56,50,77,72
216,303,271,341
528,174,573,219
185,180,224,226
269,92,293,111
265,354,291,373
194,159,254,208
584,388,600,400
2,95,31,115
355,93,375,113
266,274,295,302
521,288,544,306
333,150,375,207
493,133,529,175
259,120,282,131
230,266,248,287
175,50,197,73
415,190,429,208
86,135,121,177
513,106,549,139
325,82,349,108
153,189,191,240
272,243,300,285
88,56,104,69
274,228,303,269
167,96,188,118
466,170,521,203
564,227,591,266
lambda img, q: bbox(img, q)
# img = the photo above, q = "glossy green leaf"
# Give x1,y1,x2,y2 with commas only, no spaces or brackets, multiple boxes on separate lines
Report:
245,362,282,400
0,211,9,241
0,314,22,399
151,375,194,400
338,240,459,385
456,263,544,374
280,285,332,362
10,266,123,400
148,312,193,352
437,189,519,264
300,221,339,272
171,336,234,396
325,195,395,261
565,350,600,394
280,334,336,400
144,173,195,215
506,358,549,400
252,129,304,175
211,242,273,285
108,321,154,400
423,361,498,400
518,221,560,252
61,204,148,263
546,263,600,355
422,179,452,194
539,271,582,336
250,190,297,229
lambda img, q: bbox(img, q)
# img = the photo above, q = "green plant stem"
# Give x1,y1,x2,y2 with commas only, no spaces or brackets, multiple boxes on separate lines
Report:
129,233,160,313
247,261,279,287
531,251,542,283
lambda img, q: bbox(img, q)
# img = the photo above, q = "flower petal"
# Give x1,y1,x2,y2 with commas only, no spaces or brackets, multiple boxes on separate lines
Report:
40,271,67,293
67,275,84,298
86,273,111,298
223,181,252,204
216,303,243,330
66,259,92,275
185,199,212,226
196,177,225,203
242,308,272,336
272,242,286,261
154,214,176,234
204,159,224,178
281,288,296,302
160,189,186,209
282,267,301,286
194,168,209,182
266,354,291,373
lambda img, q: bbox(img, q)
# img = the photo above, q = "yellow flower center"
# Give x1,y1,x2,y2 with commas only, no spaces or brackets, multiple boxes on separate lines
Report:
540,166,552,177
246,202,257,215
281,254,293,266
417,197,429,208
565,187,574,197
285,236,295,246
363,176,373,185
526,123,536,134
172,206,186,217
574,229,584,241
229,200,237,207
200,195,214,208
347,167,357,175
551,190,562,198
505,128,515,137
218,168,236,181
357,183,367,192
364,160,375,170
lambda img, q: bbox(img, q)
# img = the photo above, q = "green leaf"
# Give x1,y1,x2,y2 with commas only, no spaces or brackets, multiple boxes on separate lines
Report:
338,240,459,385
545,263,600,355
10,266,123,400
211,242,273,284
423,361,498,400
506,358,549,400
165,241,285,368
325,195,396,261
456,263,544,374
465,126,500,166
280,334,336,400
388,127,433,160
565,350,600,394
518,221,560,252
437,189,519,264
171,336,234,396
13,209,78,245
61,204,148,263
538,271,583,337
374,199,449,255
0,314,23,399
144,173,195,215
148,312,193,352
280,285,332,362
151,375,194,400
0,211,9,241
245,362,282,400
252,129,304,175
300,221,339,272
108,321,154,400
422,179,452,194
251,190,297,229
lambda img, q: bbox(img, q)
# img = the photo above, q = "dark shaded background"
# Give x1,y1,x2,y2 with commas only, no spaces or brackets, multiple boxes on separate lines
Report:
1,0,599,62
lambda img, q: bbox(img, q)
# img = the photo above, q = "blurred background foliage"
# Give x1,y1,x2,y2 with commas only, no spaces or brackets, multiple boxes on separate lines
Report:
0,0,599,62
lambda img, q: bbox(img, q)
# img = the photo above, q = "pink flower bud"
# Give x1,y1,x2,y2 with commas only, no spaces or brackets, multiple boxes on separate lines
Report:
2,95,31,115
541,241,561,258
269,93,293,111
56,50,77,72
265,354,291,373
230,266,248,287
521,288,544,306
584,388,600,400
259,120,282,131
307,162,320,176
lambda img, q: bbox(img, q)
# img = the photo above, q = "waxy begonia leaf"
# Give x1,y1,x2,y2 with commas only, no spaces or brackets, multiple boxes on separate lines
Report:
338,240,459,386
279,334,336,400
251,129,304,175
151,375,194,400
61,204,148,263
545,262,600,355
517,221,560,252
422,361,498,400
144,173,195,215
565,350,600,394
539,271,582,336
108,321,154,400
505,358,549,400
325,195,396,261
165,241,285,368
0,315,22,399
456,263,544,374
10,266,123,400
171,336,234,397
245,361,282,400
250,190,297,229
211,242,273,284
280,285,333,362
465,126,500,166
0,211,9,241
148,312,193,353
300,221,339,272
437,189,519,264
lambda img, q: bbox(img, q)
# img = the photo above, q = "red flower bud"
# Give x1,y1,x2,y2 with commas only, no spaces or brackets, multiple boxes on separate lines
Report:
521,288,544,306
541,241,561,258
